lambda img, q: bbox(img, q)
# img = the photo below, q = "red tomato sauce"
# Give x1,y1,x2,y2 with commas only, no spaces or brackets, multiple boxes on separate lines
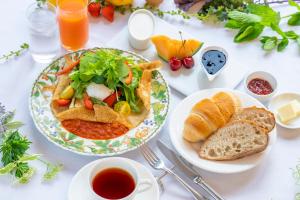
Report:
62,119,129,140
247,78,273,95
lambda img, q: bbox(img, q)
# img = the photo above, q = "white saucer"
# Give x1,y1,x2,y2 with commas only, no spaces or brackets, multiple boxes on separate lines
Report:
68,158,160,200
268,92,300,129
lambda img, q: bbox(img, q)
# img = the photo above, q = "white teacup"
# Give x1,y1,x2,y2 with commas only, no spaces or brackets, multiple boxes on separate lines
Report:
89,157,153,200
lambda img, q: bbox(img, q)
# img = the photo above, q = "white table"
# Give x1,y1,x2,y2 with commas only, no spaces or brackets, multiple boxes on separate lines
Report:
1,0,300,199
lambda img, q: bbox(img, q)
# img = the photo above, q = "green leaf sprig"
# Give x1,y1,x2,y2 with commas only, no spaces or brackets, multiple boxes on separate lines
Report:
0,103,62,184
286,0,300,25
293,161,300,199
225,3,300,52
0,43,29,63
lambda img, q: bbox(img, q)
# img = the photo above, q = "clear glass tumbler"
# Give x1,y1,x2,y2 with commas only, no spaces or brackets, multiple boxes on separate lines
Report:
26,2,60,63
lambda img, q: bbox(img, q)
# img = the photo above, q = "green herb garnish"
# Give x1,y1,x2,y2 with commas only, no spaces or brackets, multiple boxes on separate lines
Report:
0,103,62,184
0,43,29,62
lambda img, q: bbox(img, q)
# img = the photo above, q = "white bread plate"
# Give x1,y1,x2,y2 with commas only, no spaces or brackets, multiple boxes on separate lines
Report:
169,88,277,174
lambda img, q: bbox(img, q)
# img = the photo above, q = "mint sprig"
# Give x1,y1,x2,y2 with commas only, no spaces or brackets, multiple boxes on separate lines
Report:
226,3,300,52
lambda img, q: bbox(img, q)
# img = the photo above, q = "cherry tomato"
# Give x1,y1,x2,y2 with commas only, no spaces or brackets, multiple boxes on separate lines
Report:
103,91,122,107
56,99,71,106
84,94,94,110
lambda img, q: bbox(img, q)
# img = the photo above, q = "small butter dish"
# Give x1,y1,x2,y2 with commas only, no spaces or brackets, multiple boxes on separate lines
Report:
269,92,300,129
128,9,155,50
199,46,228,81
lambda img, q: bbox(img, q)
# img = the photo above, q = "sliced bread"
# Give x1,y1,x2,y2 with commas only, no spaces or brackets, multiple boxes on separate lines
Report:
199,120,268,161
230,107,275,133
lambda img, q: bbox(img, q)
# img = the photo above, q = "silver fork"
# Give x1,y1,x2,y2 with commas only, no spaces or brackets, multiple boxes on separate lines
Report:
140,144,205,200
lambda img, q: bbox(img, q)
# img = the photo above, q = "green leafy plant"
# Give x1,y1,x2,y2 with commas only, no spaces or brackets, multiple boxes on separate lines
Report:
198,0,252,22
0,103,62,184
287,0,300,25
225,3,300,52
0,43,29,62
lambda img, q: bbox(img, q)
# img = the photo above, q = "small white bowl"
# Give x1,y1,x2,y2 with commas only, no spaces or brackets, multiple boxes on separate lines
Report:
244,71,277,102
199,46,228,81
128,9,155,50
268,92,300,129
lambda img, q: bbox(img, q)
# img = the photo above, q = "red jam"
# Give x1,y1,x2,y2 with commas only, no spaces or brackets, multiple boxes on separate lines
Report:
247,78,273,95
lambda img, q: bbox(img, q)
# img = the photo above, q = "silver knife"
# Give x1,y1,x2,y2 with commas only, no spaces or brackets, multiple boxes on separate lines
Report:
157,140,225,200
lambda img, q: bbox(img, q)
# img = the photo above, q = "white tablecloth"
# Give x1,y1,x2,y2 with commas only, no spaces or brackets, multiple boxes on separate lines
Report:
1,0,300,199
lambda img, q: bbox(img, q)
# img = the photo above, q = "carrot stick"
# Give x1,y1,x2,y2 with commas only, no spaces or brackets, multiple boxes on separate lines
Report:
64,55,73,65
124,69,133,85
56,60,80,76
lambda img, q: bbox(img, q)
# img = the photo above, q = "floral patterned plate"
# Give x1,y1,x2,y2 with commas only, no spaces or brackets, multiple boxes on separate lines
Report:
29,48,170,156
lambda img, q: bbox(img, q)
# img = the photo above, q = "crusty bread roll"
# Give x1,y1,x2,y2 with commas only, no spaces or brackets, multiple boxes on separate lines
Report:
230,106,275,133
183,92,240,142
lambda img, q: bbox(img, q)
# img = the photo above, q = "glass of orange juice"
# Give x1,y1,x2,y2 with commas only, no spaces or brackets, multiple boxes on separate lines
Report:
57,0,89,51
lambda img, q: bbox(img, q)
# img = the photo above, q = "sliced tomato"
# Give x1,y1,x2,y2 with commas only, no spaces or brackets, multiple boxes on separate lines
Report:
103,90,122,107
56,99,71,106
84,94,94,110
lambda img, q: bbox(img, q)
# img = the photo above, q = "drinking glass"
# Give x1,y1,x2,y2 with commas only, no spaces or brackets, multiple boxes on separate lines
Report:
26,2,60,63
57,0,89,51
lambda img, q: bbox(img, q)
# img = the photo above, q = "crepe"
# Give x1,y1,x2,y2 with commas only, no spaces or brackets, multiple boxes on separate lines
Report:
51,74,71,116
137,70,152,111
139,60,162,71
57,107,97,122
51,59,160,131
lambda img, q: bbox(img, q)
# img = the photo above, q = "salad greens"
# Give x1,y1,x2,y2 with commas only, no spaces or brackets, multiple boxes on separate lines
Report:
70,49,143,112
0,104,62,184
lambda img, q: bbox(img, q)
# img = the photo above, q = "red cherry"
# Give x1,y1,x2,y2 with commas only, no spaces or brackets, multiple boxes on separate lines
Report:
182,56,194,69
169,57,182,71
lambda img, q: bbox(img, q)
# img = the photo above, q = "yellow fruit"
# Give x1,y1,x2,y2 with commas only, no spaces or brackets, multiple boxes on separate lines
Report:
151,35,203,61
47,0,57,6
60,85,75,100
106,0,133,6
114,101,131,116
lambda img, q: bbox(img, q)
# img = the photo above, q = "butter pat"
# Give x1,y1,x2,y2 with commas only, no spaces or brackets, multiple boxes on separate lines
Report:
293,100,300,115
277,100,300,124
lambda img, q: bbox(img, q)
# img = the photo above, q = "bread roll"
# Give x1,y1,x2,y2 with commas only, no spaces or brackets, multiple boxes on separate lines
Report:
183,113,216,142
183,92,240,142
192,99,226,127
212,92,241,118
